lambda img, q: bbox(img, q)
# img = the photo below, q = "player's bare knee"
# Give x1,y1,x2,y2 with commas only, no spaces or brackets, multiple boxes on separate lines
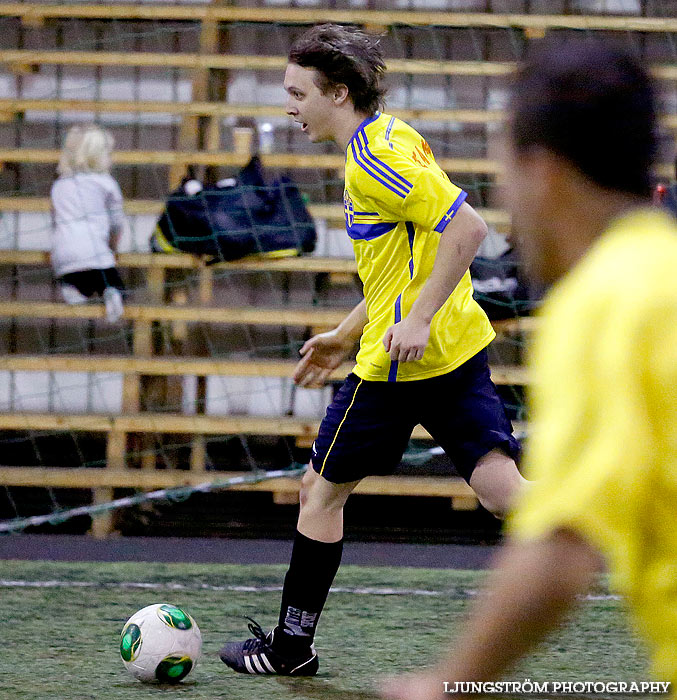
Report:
299,466,318,507
470,450,525,519
304,472,357,516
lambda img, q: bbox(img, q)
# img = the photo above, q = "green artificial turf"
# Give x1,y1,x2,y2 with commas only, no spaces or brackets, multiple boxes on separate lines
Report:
0,560,649,700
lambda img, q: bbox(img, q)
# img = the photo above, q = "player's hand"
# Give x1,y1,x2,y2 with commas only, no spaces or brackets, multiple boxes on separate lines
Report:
293,329,354,388
382,314,431,363
379,672,448,700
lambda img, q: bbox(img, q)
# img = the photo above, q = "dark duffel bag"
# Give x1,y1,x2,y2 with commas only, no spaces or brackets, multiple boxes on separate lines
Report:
152,156,316,263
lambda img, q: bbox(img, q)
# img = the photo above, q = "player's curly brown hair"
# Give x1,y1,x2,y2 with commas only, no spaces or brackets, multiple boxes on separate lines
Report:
289,24,386,116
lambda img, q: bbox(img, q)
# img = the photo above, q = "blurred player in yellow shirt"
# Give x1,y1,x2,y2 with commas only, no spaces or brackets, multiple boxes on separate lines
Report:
383,38,677,700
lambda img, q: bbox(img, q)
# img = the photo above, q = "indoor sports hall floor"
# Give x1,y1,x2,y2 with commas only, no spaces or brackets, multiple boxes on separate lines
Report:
0,536,649,700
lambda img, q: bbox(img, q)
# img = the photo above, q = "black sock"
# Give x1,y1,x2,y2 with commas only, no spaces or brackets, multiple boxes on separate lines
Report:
273,530,343,654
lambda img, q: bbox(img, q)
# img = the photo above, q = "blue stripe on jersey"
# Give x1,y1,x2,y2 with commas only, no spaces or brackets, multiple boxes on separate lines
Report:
356,130,413,192
346,221,397,241
347,112,381,150
359,138,413,191
433,190,468,233
354,133,411,196
406,221,415,278
387,225,416,383
388,294,403,382
353,211,379,216
385,116,395,141
351,141,409,199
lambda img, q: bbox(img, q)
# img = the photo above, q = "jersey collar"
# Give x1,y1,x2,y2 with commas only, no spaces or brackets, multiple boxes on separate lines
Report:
346,111,381,152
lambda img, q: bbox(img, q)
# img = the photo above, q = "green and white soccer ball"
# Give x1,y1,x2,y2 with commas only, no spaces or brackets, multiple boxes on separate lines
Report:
119,603,202,684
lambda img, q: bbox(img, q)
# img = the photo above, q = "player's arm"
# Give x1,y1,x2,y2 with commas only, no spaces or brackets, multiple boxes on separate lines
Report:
384,202,487,362
381,528,602,700
293,299,367,387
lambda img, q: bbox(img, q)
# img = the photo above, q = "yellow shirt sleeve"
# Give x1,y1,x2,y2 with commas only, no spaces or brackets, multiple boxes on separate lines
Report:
403,167,467,234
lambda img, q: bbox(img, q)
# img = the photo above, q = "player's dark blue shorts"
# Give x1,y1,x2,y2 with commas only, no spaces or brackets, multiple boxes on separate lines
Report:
311,348,520,483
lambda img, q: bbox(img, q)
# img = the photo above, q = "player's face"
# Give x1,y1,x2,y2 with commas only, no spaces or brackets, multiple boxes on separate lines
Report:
502,141,558,284
284,63,339,143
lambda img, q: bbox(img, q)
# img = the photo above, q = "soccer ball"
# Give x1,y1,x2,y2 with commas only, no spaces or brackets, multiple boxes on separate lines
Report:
119,603,202,684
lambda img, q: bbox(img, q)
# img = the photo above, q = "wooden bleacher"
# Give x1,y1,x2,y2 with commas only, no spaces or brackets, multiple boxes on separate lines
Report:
0,298,535,336
0,355,529,385
0,291,532,536
10,2,648,536
2,48,677,83
1,145,675,179
0,146,511,176
0,99,675,132
0,3,675,32
0,197,511,229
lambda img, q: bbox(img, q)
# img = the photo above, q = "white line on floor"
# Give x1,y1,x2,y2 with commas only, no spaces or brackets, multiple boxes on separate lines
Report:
0,579,622,600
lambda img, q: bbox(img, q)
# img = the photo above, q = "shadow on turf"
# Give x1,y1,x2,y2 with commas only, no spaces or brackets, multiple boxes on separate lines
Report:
275,677,380,700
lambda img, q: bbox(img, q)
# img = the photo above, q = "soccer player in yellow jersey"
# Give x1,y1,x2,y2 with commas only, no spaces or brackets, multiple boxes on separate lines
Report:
382,39,677,700
220,23,526,676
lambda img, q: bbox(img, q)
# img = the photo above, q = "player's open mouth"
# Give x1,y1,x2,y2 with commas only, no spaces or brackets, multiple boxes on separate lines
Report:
301,123,308,132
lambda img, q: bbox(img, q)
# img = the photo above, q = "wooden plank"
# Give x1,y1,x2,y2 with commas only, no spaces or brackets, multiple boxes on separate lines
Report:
169,0,226,189
106,430,127,471
0,413,113,431
0,355,529,385
0,412,320,437
0,411,527,438
0,147,508,174
0,300,349,326
90,487,115,537
1,49,677,82
0,197,512,227
0,4,676,32
0,49,513,76
190,435,207,473
0,466,476,499
0,249,359,272
0,300,534,336
0,196,162,216
0,98,510,126
0,146,672,178
5,98,677,132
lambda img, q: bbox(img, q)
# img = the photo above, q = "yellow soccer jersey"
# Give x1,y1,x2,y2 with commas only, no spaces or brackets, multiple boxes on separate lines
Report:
510,209,677,687
344,112,495,382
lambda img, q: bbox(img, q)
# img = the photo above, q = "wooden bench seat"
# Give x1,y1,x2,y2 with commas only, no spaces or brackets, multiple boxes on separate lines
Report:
0,98,509,127
1,99,675,132
0,49,514,76
0,146,509,176
0,411,526,468
0,354,529,386
0,408,527,522
0,300,536,335
0,196,511,227
0,467,480,513
0,250,359,274
1,50,677,84
0,145,672,179
1,3,675,33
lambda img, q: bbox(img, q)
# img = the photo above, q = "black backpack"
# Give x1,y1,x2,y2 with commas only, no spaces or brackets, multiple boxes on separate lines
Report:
152,156,316,262
470,248,535,320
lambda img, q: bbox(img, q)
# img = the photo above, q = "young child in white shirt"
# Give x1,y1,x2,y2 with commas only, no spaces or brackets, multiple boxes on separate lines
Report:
51,124,128,323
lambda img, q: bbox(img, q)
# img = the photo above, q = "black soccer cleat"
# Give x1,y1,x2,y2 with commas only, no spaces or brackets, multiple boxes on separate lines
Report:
219,617,319,676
